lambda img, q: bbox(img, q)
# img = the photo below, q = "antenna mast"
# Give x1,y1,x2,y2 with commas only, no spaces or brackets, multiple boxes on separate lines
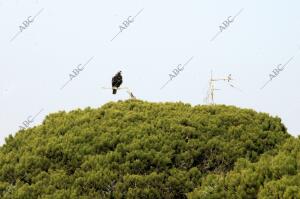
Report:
204,71,237,105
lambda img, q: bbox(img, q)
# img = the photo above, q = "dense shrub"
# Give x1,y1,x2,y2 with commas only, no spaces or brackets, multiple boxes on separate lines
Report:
0,100,290,198
188,138,300,198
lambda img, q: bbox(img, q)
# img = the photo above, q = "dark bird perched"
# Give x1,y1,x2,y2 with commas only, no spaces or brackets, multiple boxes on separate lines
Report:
112,71,123,94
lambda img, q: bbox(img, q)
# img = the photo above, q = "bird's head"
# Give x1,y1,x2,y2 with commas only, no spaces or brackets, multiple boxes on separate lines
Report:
118,71,122,75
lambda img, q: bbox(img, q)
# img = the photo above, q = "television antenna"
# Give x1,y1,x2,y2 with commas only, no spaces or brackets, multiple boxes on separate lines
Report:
204,71,241,104
101,86,137,99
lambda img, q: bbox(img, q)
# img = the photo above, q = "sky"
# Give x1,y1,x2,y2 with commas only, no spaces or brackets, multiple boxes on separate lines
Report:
0,0,300,145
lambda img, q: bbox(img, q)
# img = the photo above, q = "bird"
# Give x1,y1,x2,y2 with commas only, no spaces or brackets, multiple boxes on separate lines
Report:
112,71,123,94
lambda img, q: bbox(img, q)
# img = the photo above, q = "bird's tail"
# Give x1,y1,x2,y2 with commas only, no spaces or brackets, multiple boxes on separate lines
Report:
113,89,117,94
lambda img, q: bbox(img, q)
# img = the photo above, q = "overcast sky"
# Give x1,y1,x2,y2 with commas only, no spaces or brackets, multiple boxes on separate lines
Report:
1,0,300,145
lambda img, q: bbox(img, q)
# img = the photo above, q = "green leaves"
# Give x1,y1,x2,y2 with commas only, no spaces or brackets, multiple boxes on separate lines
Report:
190,138,300,198
0,100,290,198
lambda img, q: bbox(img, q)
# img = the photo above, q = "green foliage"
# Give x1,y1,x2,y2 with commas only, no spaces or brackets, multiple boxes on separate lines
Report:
0,100,290,198
188,138,300,199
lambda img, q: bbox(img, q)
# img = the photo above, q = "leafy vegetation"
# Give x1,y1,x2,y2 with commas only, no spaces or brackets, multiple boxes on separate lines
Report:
0,100,292,198
188,137,300,198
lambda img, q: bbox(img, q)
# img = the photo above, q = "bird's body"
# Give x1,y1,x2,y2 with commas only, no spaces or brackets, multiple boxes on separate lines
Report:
112,71,123,94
